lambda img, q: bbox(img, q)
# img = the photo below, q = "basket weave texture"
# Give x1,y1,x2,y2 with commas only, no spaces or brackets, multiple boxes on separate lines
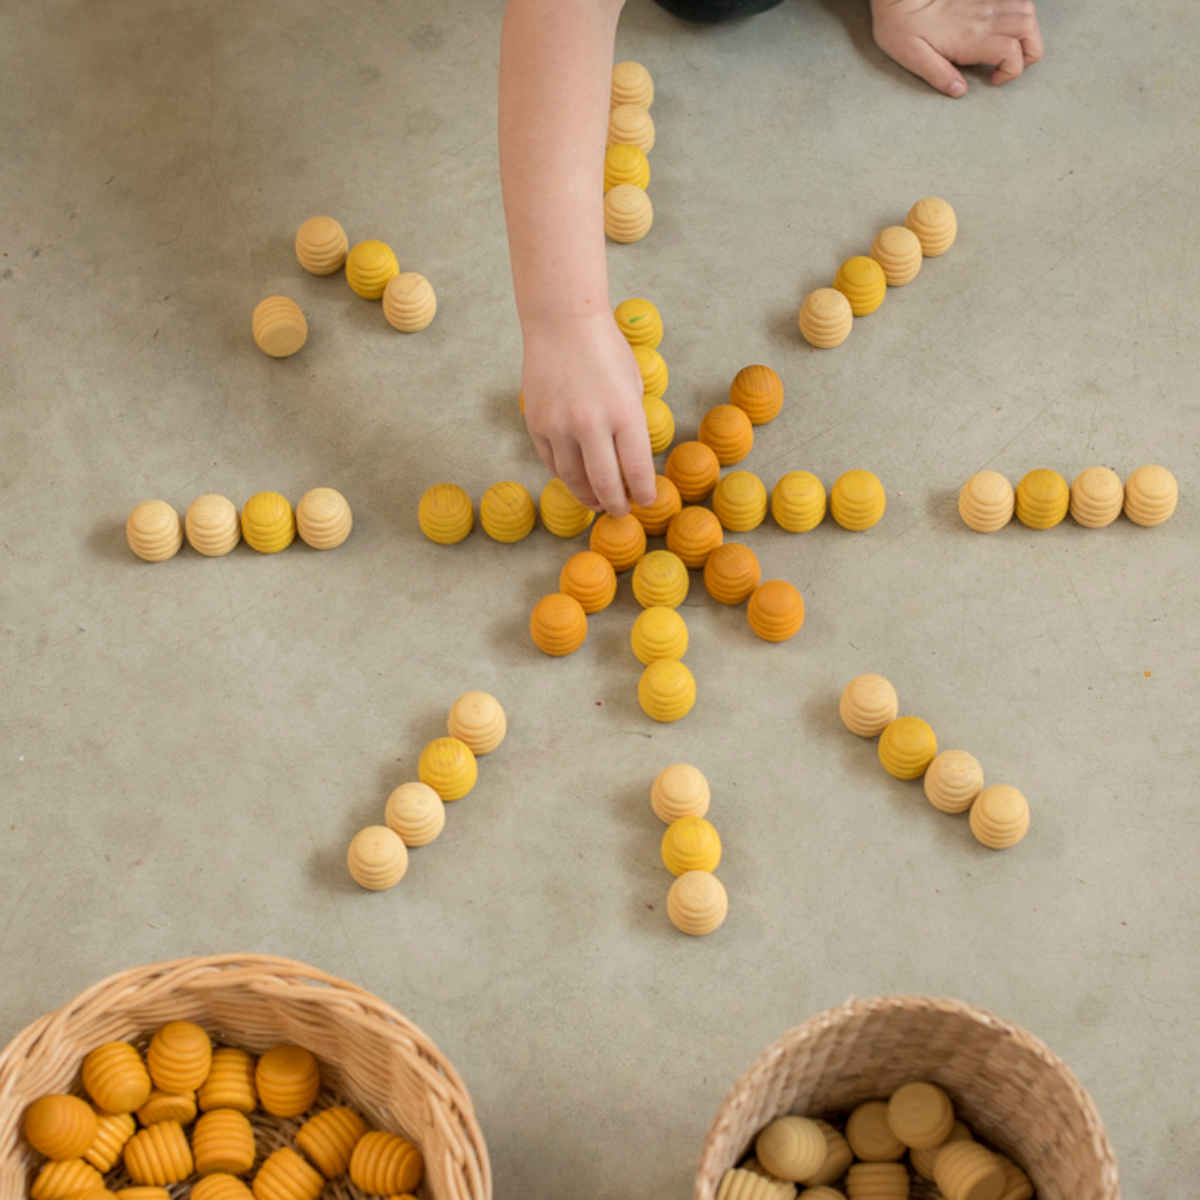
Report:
694,994,1118,1200
0,954,491,1200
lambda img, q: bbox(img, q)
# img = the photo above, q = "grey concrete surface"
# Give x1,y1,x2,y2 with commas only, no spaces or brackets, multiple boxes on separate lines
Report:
2,1,1198,1197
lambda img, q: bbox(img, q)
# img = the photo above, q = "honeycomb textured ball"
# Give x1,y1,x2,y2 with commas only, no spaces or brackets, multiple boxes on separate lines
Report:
540,478,596,538
639,658,697,722
296,1106,367,1178
667,870,728,936
651,762,710,823
83,1042,152,1114
23,1095,98,1161
240,492,296,553
418,736,478,801
906,196,958,256
699,405,754,466
1015,468,1069,530
666,506,723,568
995,1156,1034,1200
559,550,618,613
631,606,689,665
125,500,183,563
30,1159,105,1200
197,1049,256,1113
712,470,767,532
192,1177,253,1200
607,103,655,152
660,815,720,874
382,272,437,332
481,480,537,542
870,225,924,286
772,471,826,532
614,297,663,348
418,482,474,545
924,750,984,814
447,690,507,755
251,296,308,359
839,674,899,738
969,784,1031,849
747,580,805,643
878,717,938,780
192,1108,255,1176
958,471,1015,533
604,184,654,243
729,364,783,425
347,824,409,890
1124,463,1179,526
887,1081,955,1149
136,1091,196,1126
349,1131,424,1195
611,60,654,108
643,396,676,453
1069,466,1123,528
844,1162,909,1198
604,142,651,191
633,343,669,397
345,239,399,299
590,512,647,573
294,215,348,275
632,550,690,608
831,469,886,530
833,256,887,317
845,1101,905,1162
755,1116,827,1182
631,474,682,535
253,1146,325,1200
84,1112,136,1171
148,1022,211,1094
715,1167,794,1200
530,592,589,656
185,494,241,556
808,1119,855,1186
296,486,352,550
798,287,853,349
911,1120,972,1180
123,1121,194,1185
704,542,762,605
385,781,446,847
254,1045,320,1118
933,1141,1005,1200
665,441,721,502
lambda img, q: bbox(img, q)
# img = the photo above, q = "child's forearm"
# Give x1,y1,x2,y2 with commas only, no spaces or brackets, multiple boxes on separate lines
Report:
499,0,626,328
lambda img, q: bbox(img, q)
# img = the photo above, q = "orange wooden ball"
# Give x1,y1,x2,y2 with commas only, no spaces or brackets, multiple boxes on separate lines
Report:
530,593,588,656
589,512,647,573
664,441,721,502
747,580,805,642
703,543,762,605
558,550,618,613
665,506,723,569
698,405,754,466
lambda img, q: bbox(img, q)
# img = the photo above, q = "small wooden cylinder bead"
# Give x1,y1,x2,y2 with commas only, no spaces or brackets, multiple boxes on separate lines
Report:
294,215,348,275
923,750,984,814
933,1140,1005,1200
604,184,653,243
747,580,805,643
660,815,720,874
147,1021,211,1094
607,103,655,152
192,1177,253,1200
382,272,437,332
23,1095,97,1161
539,478,595,538
254,1045,320,1118
704,542,761,606
83,1042,152,1114
192,1108,255,1175
530,592,588,656
643,396,676,454
418,736,478,801
807,1119,854,1186
84,1112,136,1171
559,550,617,614
385,781,446,847
665,441,721,502
345,239,399,299
447,690,507,755
1068,466,1123,528
839,674,899,738
666,506,723,569
887,1081,955,1149
590,512,647,573
844,1162,909,1199
712,470,767,532
123,1121,194,1186
969,784,1031,849
614,297,663,348
30,1159,105,1200
603,142,650,192
185,494,241,556
699,405,754,466
830,469,886,531
911,1120,972,1179
480,481,536,543
611,60,654,108
958,471,1014,533
253,1146,325,1200
135,1092,196,1126
846,1100,905,1162
1124,463,1178,526
349,1131,424,1196
755,1115,826,1182
296,1106,367,1178
197,1049,256,1113
125,500,183,563
251,296,307,358
716,1167,793,1199
638,658,697,722
772,471,826,532
834,256,887,317
631,606,689,665
729,364,783,425
798,288,852,349
667,870,728,935
632,343,669,398
870,224,923,286
650,762,710,823
1015,468,1069,530
906,196,958,256
632,549,689,608
347,826,409,890
418,482,474,545
630,475,682,536
240,492,295,554
296,486,352,550
877,717,938,780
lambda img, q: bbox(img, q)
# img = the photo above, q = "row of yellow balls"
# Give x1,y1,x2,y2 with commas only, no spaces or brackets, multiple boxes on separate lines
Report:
603,62,656,242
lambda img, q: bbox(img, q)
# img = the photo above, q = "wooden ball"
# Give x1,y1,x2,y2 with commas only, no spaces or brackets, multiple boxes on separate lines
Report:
845,1100,905,1162
870,224,923,286
924,750,984,814
1124,463,1178,526
147,1020,211,1094
296,1106,367,1179
604,142,650,191
530,592,588,656
418,482,474,544
136,1087,197,1125
347,825,408,890
345,239,399,299
539,478,595,538
638,659,696,723
747,580,805,643
729,364,783,425
651,763,710,823
712,470,767,532
294,215,348,275
643,396,676,454
630,474,682,535
254,1147,324,1200
845,1162,909,1199
1069,466,1123,528
589,512,647,573
191,1176,253,1200
958,471,1014,533
611,60,654,108
30,1159,105,1200
126,500,183,562
185,494,240,556
887,1081,955,1149
385,781,446,846
704,542,761,605
23,1095,97,1161
115,1188,173,1200
994,1155,1034,1200
197,1049,256,1113
255,1045,320,1117
911,1120,972,1179
604,184,653,243
660,815,720,874
480,480,536,542
834,255,887,316
839,674,899,738
798,287,853,348
613,297,663,348
240,491,295,553
251,296,307,358
665,441,721,502
1015,468,1069,530
631,606,689,665
755,1116,826,1183
877,717,938,780
82,1042,152,1114
382,272,437,332
447,690,507,755
715,1168,793,1199
906,196,958,256
632,549,689,608
296,486,352,550
349,1131,423,1196
830,469,886,531
192,1107,255,1176
418,736,478,801
807,1119,855,1186
632,343,668,398
771,470,826,532
607,103,655,152
83,1111,136,1171
665,505,723,569
667,870,727,936
969,784,1030,849
559,550,617,613
123,1121,194,1185
933,1140,1005,1200
698,405,754,467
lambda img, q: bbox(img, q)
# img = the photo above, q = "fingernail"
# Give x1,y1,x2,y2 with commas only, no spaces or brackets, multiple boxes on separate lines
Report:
948,79,966,97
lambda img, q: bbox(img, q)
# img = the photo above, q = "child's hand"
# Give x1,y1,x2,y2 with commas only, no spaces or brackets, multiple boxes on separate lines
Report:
870,0,1044,96
521,313,658,516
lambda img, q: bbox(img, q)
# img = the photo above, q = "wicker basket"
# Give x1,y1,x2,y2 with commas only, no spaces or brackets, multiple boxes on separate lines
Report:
695,994,1118,1200
0,954,491,1200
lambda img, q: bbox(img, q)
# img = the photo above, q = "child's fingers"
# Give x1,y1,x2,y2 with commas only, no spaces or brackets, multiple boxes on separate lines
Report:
531,433,557,478
553,440,601,511
614,424,657,508
985,36,1027,84
581,434,630,516
893,35,967,97
1019,15,1044,64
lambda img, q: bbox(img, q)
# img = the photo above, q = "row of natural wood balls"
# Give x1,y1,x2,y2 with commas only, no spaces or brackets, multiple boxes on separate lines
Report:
603,61,658,243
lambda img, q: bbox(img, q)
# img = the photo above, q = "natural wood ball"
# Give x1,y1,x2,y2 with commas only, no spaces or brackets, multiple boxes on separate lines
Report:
185,494,240,556
651,762,710,823
296,486,352,550
923,749,984,814
906,196,958,256
870,224,923,286
385,781,446,847
1069,466,1123,528
347,825,408,891
969,784,1031,849
958,471,1014,533
611,60,654,108
604,184,653,243
251,296,307,358
1124,463,1178,527
447,690,507,755
845,1100,905,1162
294,215,348,275
887,1081,955,1149
755,1116,826,1183
382,272,437,332
126,500,183,562
667,870,728,936
933,1140,1005,1200
798,287,853,349
607,103,655,152
839,674,899,738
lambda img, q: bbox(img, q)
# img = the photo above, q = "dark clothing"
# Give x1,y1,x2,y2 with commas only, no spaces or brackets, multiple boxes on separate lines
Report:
654,0,784,20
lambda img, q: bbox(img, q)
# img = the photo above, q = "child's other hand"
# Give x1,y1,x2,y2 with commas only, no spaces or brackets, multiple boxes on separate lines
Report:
870,0,1043,97
521,313,657,517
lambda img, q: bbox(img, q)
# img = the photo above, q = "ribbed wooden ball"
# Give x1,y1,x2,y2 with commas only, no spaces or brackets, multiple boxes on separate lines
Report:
116,1187,173,1200
447,690,507,755
666,505,723,568
704,542,761,605
1015,468,1069,530
638,658,697,722
830,469,886,531
254,1045,319,1117
887,1081,955,1149
126,500,183,563
906,196,958,256
631,606,689,665
347,826,409,890
712,470,767,532
147,1022,211,1094
845,1161,909,1199
845,1100,905,1162
253,1146,324,1200
969,784,1030,849
933,1140,1005,1200
924,750,984,814
382,271,437,332
667,870,728,936
480,480,536,542
295,486,352,550
631,474,682,535
418,736,477,802
84,1112,136,1170
611,60,654,108
839,674,899,738
798,287,853,348
123,1120,194,1185
958,471,1015,533
808,1118,855,1186
614,297,663,348
23,1095,97,1161
607,103,655,152
197,1049,256,1114
191,1107,255,1175
589,512,647,573
251,296,307,358
1124,463,1178,526
651,762,710,823
729,364,783,425
661,815,720,874
185,494,240,556
604,184,653,243
665,441,721,502
30,1159,105,1200
834,256,887,317
539,478,595,538
418,482,474,544
349,1131,423,1196
771,471,826,532
530,592,588,656
643,396,676,454
294,215,348,275
191,1177,253,1200
1069,466,1123,528
559,550,618,613
82,1042,152,1114
911,1120,972,1179
715,1167,793,1199
632,343,669,398
995,1155,1034,1200
345,239,399,299
699,405,754,466
795,1189,846,1200
877,716,938,780
632,549,689,608
385,781,446,846
755,1116,826,1182
295,1105,367,1178
870,224,923,286
604,142,650,191
747,580,805,643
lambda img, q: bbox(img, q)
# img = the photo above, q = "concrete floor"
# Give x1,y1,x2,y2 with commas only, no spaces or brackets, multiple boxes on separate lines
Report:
2,0,1197,1196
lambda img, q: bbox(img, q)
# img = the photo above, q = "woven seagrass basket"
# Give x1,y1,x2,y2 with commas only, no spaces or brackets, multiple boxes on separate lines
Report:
695,994,1118,1200
0,954,491,1200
